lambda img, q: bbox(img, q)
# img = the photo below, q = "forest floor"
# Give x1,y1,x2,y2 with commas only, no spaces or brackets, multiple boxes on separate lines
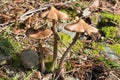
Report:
0,0,120,80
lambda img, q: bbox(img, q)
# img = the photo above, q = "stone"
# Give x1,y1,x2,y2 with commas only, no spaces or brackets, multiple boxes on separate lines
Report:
21,49,39,70
103,46,120,62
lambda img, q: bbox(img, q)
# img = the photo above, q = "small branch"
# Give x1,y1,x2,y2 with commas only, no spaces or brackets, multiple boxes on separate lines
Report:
110,21,120,27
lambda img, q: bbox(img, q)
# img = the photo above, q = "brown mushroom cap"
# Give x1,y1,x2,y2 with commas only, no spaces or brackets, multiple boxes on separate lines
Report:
65,19,98,34
41,6,68,21
65,19,85,32
26,28,53,39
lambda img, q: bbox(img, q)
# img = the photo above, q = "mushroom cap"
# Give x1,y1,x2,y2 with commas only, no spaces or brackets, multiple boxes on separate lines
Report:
26,28,53,39
41,6,68,21
65,19,86,32
65,19,98,34
85,25,98,35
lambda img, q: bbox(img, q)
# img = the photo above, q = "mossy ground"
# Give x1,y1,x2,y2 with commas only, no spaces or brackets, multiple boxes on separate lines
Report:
0,31,22,67
59,27,120,71
0,1,120,79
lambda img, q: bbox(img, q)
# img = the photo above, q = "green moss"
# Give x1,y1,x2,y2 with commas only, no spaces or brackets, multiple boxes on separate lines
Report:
97,43,105,51
91,42,105,54
97,57,120,70
0,32,22,55
101,26,117,39
0,77,12,80
84,49,92,54
61,8,77,17
0,31,22,67
84,42,105,56
101,12,120,24
59,32,72,45
91,42,97,48
65,61,73,71
98,12,120,27
45,62,53,72
72,40,84,55
71,1,88,9
109,43,120,55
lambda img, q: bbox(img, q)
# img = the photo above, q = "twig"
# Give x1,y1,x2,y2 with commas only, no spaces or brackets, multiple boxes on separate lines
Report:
110,21,120,27
19,1,71,21
109,71,120,80
0,20,14,27
65,67,81,74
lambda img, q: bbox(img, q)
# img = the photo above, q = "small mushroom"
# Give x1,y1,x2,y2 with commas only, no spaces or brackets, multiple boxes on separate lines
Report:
26,28,53,40
58,19,99,74
10,6,24,28
41,6,68,71
26,28,53,73
41,6,68,21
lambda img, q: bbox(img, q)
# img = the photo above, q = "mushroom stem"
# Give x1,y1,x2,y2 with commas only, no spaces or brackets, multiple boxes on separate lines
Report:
57,32,80,74
38,40,43,49
51,20,58,71
38,40,45,73
15,13,18,28
40,55,45,73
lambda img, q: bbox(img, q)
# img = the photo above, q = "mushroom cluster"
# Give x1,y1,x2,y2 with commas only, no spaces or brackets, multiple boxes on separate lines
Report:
41,5,68,71
25,5,101,78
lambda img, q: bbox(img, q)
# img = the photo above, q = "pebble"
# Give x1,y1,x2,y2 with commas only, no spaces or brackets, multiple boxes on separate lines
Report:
21,49,39,70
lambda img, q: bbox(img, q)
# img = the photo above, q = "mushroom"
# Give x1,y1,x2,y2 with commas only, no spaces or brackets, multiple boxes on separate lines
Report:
10,6,24,28
26,28,53,40
41,5,68,71
57,19,99,74
26,28,53,73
